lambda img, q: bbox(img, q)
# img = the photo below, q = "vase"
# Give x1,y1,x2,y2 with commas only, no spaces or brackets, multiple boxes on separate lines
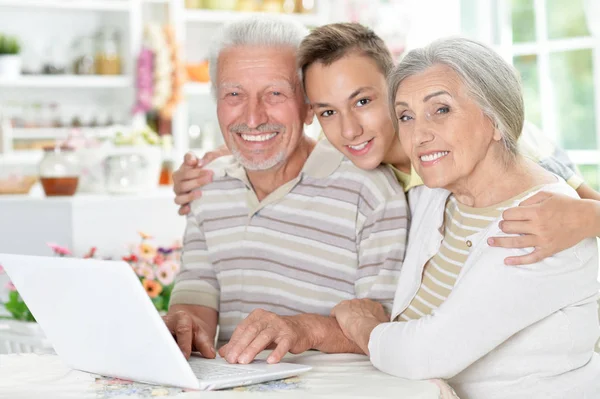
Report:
0,55,21,79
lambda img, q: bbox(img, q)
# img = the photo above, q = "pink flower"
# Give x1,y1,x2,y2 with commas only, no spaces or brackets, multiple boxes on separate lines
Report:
153,253,166,266
136,263,155,281
0,264,4,274
138,243,157,262
47,243,72,256
165,260,180,274
156,265,175,286
6,281,16,292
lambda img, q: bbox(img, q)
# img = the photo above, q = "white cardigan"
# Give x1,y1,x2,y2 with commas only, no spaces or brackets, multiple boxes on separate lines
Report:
368,181,600,399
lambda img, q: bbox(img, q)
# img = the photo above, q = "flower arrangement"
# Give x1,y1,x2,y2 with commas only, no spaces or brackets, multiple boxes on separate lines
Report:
123,232,181,313
0,232,181,322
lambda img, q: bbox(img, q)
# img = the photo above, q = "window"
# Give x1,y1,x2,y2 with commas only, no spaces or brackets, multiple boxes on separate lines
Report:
498,0,600,189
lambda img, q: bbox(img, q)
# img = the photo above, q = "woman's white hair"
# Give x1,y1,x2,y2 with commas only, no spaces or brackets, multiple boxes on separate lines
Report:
388,37,524,156
208,15,308,96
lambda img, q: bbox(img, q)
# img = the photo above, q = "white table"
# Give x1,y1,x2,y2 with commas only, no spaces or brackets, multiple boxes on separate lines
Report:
0,352,460,398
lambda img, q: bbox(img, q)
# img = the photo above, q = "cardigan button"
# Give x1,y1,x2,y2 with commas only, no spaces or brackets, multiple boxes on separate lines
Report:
466,240,472,247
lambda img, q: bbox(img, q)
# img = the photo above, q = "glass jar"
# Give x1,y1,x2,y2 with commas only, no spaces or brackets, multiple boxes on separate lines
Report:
73,36,96,75
104,153,148,194
95,28,122,75
39,146,81,196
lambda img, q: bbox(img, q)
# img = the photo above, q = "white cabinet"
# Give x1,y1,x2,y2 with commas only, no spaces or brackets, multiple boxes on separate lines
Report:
0,189,185,258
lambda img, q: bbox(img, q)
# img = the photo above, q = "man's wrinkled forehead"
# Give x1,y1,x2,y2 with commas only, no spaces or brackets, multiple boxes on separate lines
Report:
216,46,302,90
217,78,297,92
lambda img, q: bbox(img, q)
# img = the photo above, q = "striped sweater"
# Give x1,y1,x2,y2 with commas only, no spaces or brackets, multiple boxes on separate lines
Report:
170,139,409,340
399,191,536,321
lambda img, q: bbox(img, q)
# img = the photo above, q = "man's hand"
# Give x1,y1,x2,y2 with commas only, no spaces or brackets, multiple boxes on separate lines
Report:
173,146,230,216
488,191,600,266
330,299,388,356
163,306,217,360
218,309,314,365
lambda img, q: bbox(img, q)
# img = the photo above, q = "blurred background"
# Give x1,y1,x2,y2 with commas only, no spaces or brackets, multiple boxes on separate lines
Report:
0,0,598,303
0,0,598,194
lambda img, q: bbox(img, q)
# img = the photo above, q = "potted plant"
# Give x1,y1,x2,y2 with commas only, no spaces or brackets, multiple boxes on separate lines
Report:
0,34,21,78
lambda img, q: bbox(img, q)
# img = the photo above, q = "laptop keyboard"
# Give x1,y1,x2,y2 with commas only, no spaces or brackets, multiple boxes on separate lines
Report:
189,359,261,380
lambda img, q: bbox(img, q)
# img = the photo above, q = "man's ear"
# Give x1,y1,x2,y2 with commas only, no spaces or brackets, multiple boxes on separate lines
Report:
304,104,315,126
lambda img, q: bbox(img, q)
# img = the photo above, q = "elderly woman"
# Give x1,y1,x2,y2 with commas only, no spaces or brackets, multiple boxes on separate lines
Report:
331,37,600,399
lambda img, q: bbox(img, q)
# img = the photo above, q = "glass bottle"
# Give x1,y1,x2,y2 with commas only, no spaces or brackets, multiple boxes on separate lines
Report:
159,135,174,186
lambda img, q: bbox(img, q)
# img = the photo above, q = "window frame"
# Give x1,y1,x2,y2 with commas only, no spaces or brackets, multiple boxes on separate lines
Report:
500,0,600,171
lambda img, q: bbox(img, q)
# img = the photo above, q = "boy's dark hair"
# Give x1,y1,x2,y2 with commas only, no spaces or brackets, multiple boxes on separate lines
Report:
297,23,394,86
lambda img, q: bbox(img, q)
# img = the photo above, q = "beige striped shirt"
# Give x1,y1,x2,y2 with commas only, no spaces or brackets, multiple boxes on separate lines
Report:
399,190,536,321
171,140,409,340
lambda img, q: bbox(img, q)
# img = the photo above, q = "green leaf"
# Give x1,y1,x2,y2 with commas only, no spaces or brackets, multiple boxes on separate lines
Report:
0,35,20,55
162,284,174,310
3,290,34,321
151,296,165,312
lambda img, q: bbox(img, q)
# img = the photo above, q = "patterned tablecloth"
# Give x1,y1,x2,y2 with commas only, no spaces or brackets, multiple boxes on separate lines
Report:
0,352,459,399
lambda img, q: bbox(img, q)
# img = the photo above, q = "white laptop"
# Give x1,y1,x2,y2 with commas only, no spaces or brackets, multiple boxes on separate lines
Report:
0,253,312,390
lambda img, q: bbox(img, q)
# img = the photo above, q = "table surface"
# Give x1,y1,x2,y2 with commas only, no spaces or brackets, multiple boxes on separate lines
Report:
0,351,460,399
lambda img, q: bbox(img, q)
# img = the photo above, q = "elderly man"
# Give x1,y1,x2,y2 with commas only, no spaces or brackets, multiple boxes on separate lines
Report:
163,16,408,366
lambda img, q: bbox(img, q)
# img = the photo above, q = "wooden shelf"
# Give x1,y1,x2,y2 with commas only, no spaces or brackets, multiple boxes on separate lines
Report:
0,75,131,89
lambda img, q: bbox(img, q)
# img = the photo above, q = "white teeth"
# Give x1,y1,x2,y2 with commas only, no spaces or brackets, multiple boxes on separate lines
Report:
420,151,449,162
240,133,278,142
348,140,370,151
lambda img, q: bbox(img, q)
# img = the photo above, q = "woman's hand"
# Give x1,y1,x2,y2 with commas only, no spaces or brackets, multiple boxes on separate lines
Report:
330,299,389,355
488,191,600,265
173,146,230,215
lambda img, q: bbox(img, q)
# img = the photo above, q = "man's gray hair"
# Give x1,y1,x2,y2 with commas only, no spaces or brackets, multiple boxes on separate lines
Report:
208,15,309,96
388,37,524,156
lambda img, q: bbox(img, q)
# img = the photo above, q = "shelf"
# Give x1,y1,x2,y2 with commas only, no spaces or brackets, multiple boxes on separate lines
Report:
10,127,116,141
0,0,131,12
185,9,322,26
0,75,131,89
184,82,211,96
0,150,43,164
